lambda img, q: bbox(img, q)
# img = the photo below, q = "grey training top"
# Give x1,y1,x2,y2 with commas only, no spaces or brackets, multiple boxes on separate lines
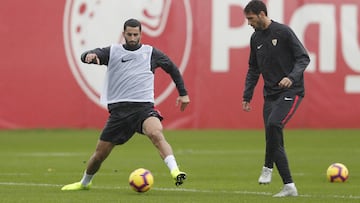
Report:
102,44,154,104
81,44,188,105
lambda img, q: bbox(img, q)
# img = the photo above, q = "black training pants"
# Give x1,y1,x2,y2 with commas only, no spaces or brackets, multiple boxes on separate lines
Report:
262,91,303,184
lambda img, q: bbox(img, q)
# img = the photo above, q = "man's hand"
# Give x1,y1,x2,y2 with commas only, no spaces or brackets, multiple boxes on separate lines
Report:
242,101,251,112
176,95,190,112
85,53,100,64
278,77,293,88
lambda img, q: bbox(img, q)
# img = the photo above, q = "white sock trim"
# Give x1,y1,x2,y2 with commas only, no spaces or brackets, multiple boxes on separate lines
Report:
164,155,179,172
80,171,94,186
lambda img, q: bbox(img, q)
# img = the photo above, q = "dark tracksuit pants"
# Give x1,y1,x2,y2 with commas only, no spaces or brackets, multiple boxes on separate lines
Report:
263,91,303,184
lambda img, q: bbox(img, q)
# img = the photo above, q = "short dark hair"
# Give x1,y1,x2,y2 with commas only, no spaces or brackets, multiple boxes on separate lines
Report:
123,18,142,32
244,0,267,16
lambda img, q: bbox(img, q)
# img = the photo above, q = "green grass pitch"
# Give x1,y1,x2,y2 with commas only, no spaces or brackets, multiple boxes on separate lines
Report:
0,129,359,203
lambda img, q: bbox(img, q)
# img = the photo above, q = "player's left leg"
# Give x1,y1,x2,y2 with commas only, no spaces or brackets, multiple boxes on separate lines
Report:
142,116,186,186
270,94,303,197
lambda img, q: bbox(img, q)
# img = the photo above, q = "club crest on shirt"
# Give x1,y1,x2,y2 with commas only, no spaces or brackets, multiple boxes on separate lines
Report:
272,39,278,46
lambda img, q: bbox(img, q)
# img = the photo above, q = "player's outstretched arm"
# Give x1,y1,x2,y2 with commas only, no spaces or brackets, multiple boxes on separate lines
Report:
80,47,110,65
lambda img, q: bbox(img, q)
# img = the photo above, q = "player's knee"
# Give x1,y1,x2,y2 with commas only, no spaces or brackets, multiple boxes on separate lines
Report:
149,129,163,139
266,120,283,128
147,129,165,144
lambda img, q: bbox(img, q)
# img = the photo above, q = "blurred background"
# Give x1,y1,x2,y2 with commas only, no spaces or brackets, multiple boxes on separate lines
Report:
0,0,359,129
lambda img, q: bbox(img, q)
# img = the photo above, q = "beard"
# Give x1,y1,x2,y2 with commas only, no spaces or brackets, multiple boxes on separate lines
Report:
124,39,141,51
254,20,267,31
126,40,139,47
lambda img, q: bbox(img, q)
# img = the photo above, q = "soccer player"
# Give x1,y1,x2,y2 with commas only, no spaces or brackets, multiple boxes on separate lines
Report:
242,0,310,197
61,18,190,191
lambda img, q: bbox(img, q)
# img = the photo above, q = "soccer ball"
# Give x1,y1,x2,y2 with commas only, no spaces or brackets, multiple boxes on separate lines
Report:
326,163,349,182
129,168,154,192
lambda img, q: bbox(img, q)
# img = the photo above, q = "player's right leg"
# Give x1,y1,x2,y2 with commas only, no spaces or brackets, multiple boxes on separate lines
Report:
61,140,115,191
258,166,273,184
260,101,274,184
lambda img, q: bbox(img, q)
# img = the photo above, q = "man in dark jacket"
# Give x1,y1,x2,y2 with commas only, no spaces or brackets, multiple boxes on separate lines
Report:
242,0,310,197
